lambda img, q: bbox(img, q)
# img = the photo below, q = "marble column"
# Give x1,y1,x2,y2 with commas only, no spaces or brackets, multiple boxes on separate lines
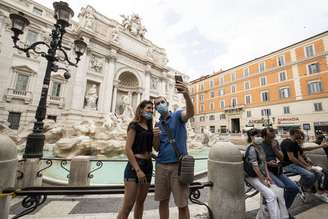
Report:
111,85,118,112
70,40,90,110
102,51,117,113
137,92,141,104
143,64,151,99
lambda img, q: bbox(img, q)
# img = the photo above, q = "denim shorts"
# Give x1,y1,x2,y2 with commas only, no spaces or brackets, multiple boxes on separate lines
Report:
124,159,153,183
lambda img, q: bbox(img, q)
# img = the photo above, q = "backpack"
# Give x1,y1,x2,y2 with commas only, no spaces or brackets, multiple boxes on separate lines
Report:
318,168,328,190
243,145,258,177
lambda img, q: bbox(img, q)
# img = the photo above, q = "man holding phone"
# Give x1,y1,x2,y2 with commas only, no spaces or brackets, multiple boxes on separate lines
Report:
153,76,194,219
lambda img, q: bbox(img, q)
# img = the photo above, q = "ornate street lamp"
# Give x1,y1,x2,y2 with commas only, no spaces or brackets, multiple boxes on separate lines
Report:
9,1,87,158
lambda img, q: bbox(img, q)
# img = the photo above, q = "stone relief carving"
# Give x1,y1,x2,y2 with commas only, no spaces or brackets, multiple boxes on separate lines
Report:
90,55,104,73
111,25,120,43
84,84,98,110
120,13,147,39
120,95,134,122
151,77,160,90
80,6,96,30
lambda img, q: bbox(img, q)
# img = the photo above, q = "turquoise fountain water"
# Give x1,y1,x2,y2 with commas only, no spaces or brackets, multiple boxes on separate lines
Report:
43,147,209,185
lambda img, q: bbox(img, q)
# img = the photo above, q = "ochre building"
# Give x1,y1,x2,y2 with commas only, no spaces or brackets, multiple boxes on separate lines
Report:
189,31,328,137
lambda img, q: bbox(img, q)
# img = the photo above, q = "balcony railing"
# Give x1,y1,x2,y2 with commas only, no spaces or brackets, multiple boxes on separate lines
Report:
224,104,245,113
5,88,32,104
47,95,64,108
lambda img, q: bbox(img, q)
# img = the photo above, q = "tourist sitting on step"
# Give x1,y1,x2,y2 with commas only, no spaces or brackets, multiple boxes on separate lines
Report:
244,128,289,219
280,128,328,203
261,127,300,218
117,100,154,219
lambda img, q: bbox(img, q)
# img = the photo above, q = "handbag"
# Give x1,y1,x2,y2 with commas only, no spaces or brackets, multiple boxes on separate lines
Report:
268,162,283,176
162,121,195,184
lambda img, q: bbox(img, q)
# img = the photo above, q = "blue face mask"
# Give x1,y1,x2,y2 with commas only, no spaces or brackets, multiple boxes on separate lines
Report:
156,103,168,115
142,111,153,120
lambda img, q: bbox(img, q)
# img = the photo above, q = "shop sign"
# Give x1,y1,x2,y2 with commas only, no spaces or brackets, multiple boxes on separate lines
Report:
277,117,299,124
248,118,265,124
314,122,328,126
303,123,311,130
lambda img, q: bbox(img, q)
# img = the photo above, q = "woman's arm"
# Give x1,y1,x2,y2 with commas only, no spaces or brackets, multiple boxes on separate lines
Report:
125,128,140,171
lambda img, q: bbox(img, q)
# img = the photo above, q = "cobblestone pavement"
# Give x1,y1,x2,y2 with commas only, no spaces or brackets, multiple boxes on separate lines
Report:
9,177,328,218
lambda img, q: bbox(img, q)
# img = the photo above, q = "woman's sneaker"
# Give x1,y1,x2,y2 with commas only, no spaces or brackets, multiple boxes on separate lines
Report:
314,192,328,203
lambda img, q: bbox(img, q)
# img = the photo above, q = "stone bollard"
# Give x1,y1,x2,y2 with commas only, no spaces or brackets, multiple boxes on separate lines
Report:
16,158,43,188
208,142,245,219
0,134,18,219
69,156,91,186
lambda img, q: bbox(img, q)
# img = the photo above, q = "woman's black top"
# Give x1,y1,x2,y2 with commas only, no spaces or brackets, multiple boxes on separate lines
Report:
128,122,153,154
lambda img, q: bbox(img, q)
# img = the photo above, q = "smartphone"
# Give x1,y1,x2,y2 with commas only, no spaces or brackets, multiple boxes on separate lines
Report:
175,75,183,92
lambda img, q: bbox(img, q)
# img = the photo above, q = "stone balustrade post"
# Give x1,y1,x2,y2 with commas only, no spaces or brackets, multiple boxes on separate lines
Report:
0,134,18,219
208,142,245,219
69,156,91,186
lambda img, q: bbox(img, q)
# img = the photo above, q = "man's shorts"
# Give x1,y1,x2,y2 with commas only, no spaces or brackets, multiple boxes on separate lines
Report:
124,159,153,183
154,163,189,208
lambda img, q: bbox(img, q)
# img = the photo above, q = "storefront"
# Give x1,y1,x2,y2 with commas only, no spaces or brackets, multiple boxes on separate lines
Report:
277,117,300,134
314,121,328,135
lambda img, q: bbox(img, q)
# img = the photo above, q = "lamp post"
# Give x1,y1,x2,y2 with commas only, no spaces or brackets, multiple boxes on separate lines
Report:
9,1,87,158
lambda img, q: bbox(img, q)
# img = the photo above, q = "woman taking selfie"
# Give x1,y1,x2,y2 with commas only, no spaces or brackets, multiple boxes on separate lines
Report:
117,100,154,219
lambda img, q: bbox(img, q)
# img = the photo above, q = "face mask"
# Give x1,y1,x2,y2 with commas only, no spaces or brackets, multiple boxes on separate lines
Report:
156,103,168,115
142,111,153,120
254,137,264,145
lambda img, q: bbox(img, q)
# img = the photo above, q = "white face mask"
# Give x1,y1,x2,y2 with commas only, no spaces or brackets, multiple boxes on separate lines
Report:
254,137,264,145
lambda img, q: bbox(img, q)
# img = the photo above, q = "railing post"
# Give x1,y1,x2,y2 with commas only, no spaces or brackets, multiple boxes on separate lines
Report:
0,134,18,219
16,158,43,188
69,156,91,186
208,142,245,219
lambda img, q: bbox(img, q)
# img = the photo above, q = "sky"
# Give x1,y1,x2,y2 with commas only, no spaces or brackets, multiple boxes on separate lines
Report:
35,0,328,80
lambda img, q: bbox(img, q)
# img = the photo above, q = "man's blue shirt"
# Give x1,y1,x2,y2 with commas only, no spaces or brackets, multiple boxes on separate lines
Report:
156,110,187,163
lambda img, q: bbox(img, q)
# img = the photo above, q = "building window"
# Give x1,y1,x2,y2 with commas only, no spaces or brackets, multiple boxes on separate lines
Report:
199,82,204,91
279,87,290,99
245,95,251,105
219,88,224,96
210,90,215,98
191,87,195,94
244,81,251,90
277,55,285,66
51,81,62,97
200,95,204,102
26,30,38,46
210,80,214,89
261,108,271,116
305,45,314,58
246,111,252,117
15,74,29,91
32,7,43,16
231,84,236,93
220,114,226,120
308,63,320,74
243,68,249,77
231,97,237,107
279,71,287,81
219,77,224,85
200,104,204,112
259,62,265,73
47,115,57,122
209,115,215,120
8,112,21,130
220,100,225,109
210,102,214,111
231,72,236,82
210,126,215,133
283,106,290,114
200,116,205,121
261,91,269,102
308,81,323,94
260,76,267,86
314,102,323,111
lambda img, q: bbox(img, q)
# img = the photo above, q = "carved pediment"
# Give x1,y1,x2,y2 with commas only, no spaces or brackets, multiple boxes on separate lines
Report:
12,65,37,75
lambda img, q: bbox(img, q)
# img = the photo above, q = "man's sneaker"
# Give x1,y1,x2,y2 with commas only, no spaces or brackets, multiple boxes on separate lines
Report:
314,193,328,203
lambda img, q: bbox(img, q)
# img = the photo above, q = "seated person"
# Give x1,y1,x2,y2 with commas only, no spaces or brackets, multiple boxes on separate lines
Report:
244,128,285,219
281,128,328,202
314,134,328,159
261,128,300,211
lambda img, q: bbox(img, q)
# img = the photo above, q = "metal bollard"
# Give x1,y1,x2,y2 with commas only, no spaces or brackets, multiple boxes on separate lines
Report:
69,156,91,186
208,142,245,219
0,134,18,219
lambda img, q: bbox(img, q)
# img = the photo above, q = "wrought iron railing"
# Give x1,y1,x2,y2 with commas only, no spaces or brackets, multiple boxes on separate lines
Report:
4,181,213,219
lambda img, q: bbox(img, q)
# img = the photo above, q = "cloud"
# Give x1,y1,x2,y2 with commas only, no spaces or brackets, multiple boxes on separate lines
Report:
34,0,328,80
